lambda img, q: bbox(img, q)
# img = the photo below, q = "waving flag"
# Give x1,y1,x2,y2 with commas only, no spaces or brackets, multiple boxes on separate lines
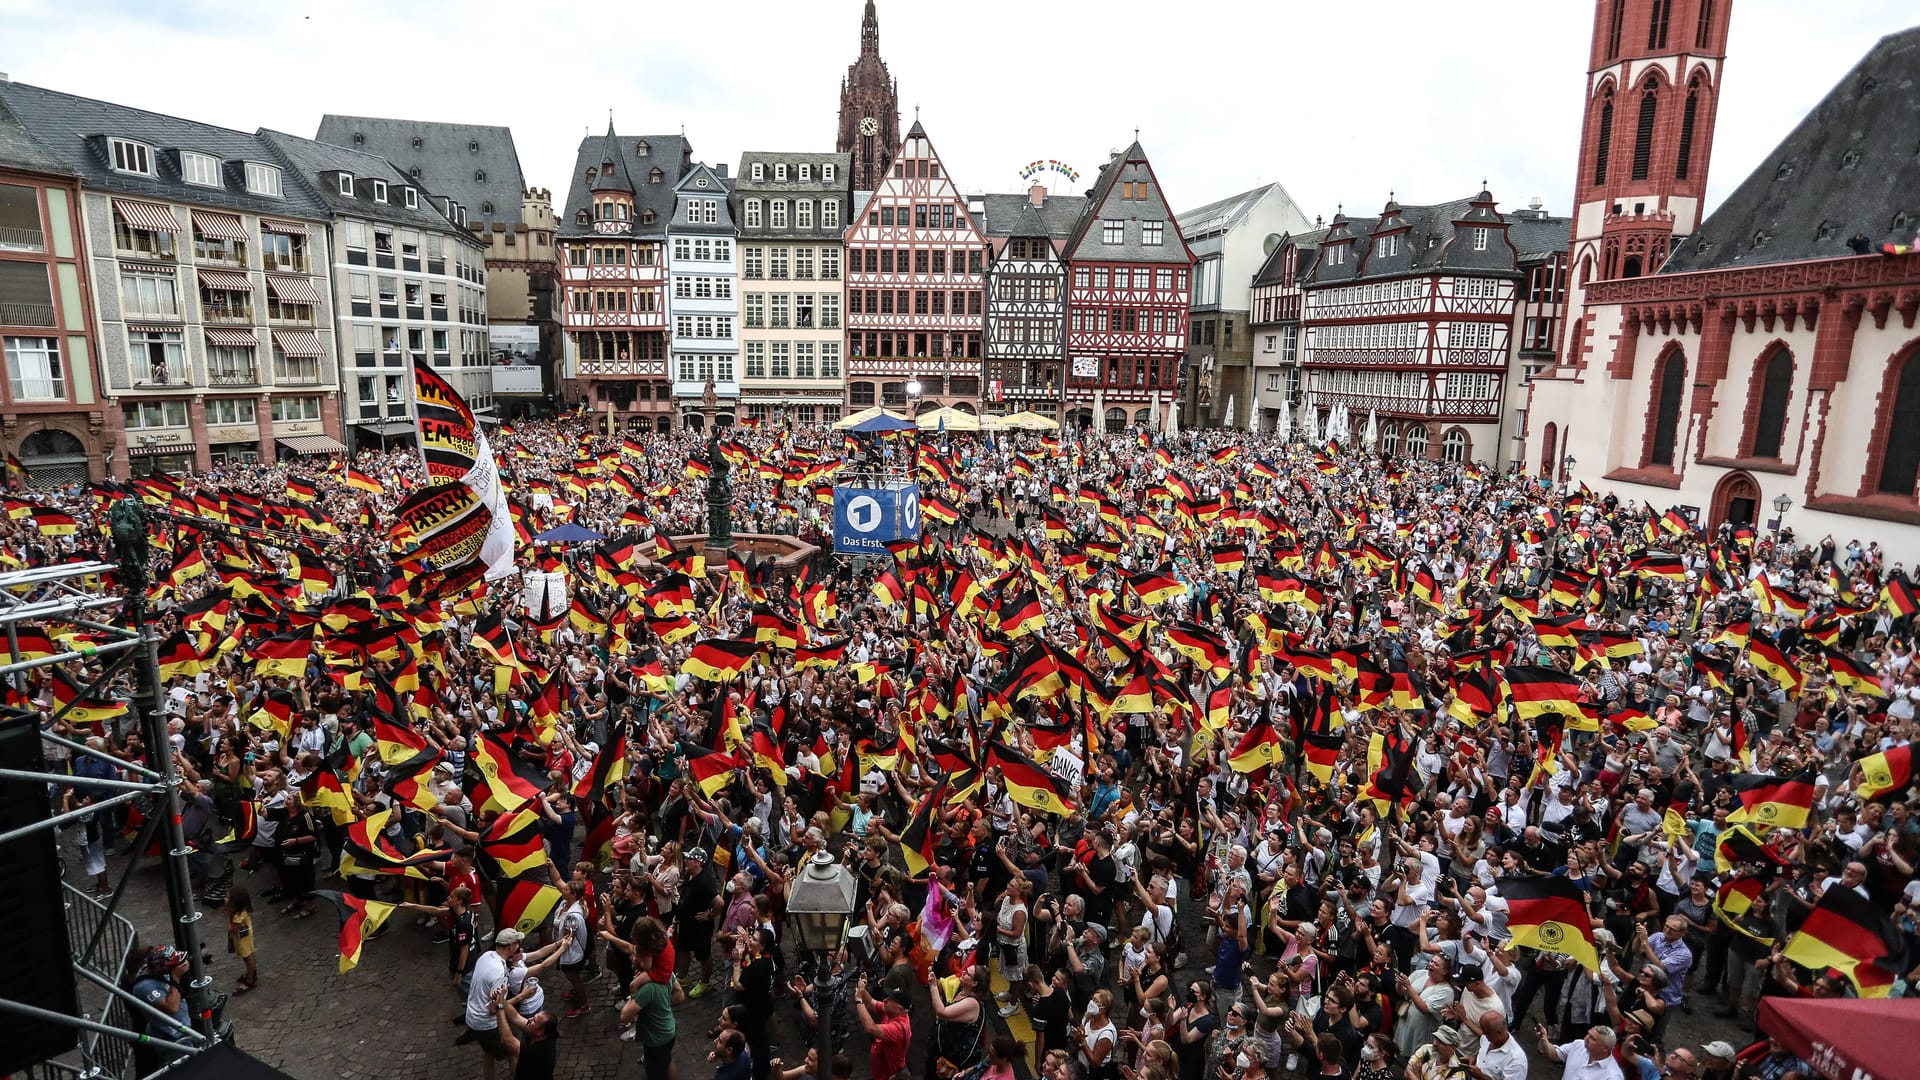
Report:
1496,876,1600,972
313,890,400,973
412,360,514,579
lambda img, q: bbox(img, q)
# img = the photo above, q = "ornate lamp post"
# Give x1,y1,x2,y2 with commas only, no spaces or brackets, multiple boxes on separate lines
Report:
787,853,857,1070
1772,493,1793,539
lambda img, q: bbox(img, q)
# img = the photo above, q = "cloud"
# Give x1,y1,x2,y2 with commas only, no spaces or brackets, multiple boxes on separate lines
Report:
0,0,1909,230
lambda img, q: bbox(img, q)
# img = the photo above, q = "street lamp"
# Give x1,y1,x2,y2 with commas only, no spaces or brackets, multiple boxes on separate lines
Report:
787,852,856,1066
1772,493,1793,538
905,379,924,414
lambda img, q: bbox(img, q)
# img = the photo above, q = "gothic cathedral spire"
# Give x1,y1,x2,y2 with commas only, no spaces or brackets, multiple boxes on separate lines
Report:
837,0,900,191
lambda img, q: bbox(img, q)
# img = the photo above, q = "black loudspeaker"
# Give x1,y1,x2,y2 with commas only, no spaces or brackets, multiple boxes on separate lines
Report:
0,712,80,1073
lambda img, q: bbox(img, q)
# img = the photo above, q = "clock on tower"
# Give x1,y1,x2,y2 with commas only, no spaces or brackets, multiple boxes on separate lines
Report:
860,116,878,136
836,0,899,191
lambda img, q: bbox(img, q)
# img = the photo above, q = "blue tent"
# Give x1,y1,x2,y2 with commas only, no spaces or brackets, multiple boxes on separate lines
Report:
533,522,606,544
846,414,917,433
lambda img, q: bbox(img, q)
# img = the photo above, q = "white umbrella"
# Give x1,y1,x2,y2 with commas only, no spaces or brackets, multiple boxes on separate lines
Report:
1364,409,1379,450
1224,393,1236,430
1276,399,1292,440
1329,404,1346,442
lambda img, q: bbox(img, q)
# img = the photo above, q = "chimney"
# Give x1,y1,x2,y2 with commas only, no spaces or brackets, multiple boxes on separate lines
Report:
715,164,728,179
1028,182,1047,207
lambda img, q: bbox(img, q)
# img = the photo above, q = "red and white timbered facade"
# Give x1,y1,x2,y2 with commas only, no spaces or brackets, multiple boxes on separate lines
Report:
843,122,987,412
1062,142,1191,433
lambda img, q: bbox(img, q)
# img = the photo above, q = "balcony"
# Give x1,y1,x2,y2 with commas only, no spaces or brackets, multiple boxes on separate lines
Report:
208,365,259,387
193,242,246,267
0,226,46,253
201,303,254,325
0,301,56,327
263,255,309,274
133,366,189,389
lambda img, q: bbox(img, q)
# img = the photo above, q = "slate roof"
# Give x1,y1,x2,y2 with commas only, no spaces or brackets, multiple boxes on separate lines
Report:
1509,214,1574,261
670,163,734,236
978,192,1087,240
257,130,480,247
315,116,525,228
1178,182,1296,240
0,81,331,221
0,94,72,176
556,129,691,241
732,152,852,243
1663,25,1920,273
1306,194,1555,285
1251,227,1329,287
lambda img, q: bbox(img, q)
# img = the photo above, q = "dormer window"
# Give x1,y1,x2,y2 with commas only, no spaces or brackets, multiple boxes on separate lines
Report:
775,163,788,182
244,162,282,197
823,164,836,183
586,166,599,182
799,164,812,182
474,169,487,183
635,141,650,157
469,139,480,153
696,176,710,189
649,168,664,184
641,209,656,225
1472,227,1490,251
576,209,590,224
179,151,220,187
751,163,765,182
1376,236,1398,257
352,132,365,145
404,188,419,209
480,202,493,216
372,179,388,203
412,136,424,150
456,206,466,226
109,138,153,176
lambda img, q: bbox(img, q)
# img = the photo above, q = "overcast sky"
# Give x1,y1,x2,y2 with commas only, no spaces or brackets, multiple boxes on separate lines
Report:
2,0,1913,225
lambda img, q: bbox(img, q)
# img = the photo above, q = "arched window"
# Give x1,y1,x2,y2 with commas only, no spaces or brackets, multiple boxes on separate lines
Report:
1133,408,1153,428
1649,348,1686,467
1104,407,1127,433
1632,78,1659,181
1403,425,1428,458
1540,422,1559,477
1441,429,1469,463
1676,75,1703,180
1748,347,1793,458
1594,89,1615,186
1875,353,1920,496
1381,422,1400,456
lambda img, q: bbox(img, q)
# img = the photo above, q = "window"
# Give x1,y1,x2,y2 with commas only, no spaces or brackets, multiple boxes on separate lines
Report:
799,164,811,183
850,382,875,407
745,341,766,378
1648,348,1686,467
769,248,789,280
271,396,322,422
797,200,813,229
372,180,388,203
176,151,220,187
823,164,836,183
794,248,814,280
404,188,419,209
1103,220,1124,244
1328,244,1344,266
795,343,815,378
4,336,63,400
774,164,788,182
770,343,790,378
205,396,256,425
1403,425,1429,458
122,399,189,429
0,184,41,254
1676,77,1702,180
1696,0,1715,49
273,345,319,383
751,163,765,182
1632,81,1659,182
1441,429,1469,463
1472,228,1489,251
821,293,840,329
1876,351,1920,496
121,271,179,316
1648,0,1672,49
744,199,763,229
1595,90,1615,185
771,201,788,229
770,294,790,328
1748,347,1793,458
821,342,840,379
822,248,840,280
744,248,764,278
0,261,54,325
823,200,840,229
129,328,184,384
244,163,282,197
337,172,356,196
110,138,153,176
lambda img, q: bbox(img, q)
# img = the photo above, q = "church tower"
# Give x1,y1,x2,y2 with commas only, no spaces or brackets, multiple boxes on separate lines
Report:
836,0,901,192
1560,0,1730,368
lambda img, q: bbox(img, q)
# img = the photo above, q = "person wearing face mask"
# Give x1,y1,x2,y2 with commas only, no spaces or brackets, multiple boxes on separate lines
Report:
1074,988,1120,1080
1353,1033,1397,1080
1171,978,1216,1080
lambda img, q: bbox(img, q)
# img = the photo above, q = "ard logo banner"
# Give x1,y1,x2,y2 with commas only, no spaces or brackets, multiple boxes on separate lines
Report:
391,482,492,570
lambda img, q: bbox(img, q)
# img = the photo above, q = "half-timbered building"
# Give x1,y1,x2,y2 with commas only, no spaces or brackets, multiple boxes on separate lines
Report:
1301,190,1569,465
1249,227,1322,433
1061,141,1193,433
557,126,692,433
979,183,1082,422
843,121,987,413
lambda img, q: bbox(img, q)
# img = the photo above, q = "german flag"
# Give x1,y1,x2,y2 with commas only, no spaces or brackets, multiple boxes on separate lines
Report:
996,588,1046,639
1409,568,1441,609
1228,721,1282,773
1880,576,1918,618
313,890,400,973
985,740,1076,816
371,717,429,766
156,630,206,680
344,467,381,493
1504,665,1583,720
572,728,632,803
1110,673,1154,714
302,767,356,825
899,779,945,880
1448,668,1499,726
1166,623,1232,678
28,505,78,535
1782,885,1904,998
751,607,801,650
1302,732,1343,786
51,669,129,727
1693,648,1735,693
284,476,318,503
1496,876,1600,971
494,878,564,935
1714,823,1790,873
1854,744,1915,802
168,547,208,586
1747,634,1802,693
1713,878,1774,945
872,570,905,607
1532,614,1587,649
1127,570,1186,606
1825,647,1887,697
245,687,297,741
1709,619,1752,649
1210,543,1247,574
1631,554,1688,581
681,742,739,797
471,732,551,812
1612,707,1657,733
1726,770,1816,831
682,636,757,682
252,631,312,678
5,624,55,663
477,807,551,880
647,613,699,646
1204,684,1233,730
750,729,787,785
794,638,847,671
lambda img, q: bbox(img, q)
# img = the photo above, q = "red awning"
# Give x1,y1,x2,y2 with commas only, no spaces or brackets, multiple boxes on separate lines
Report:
195,268,253,292
1757,997,1920,1080
260,219,307,235
111,198,180,232
203,328,259,348
189,210,248,243
270,329,325,357
265,274,324,305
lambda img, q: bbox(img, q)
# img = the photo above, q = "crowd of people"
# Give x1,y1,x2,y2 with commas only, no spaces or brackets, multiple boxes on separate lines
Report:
18,410,1920,1080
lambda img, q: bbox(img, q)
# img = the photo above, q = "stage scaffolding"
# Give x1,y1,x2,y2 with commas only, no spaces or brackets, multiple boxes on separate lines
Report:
0,559,220,1079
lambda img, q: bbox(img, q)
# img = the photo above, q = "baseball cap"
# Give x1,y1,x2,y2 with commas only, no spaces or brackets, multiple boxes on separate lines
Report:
495,928,525,947
1701,1041,1736,1061
1455,963,1485,984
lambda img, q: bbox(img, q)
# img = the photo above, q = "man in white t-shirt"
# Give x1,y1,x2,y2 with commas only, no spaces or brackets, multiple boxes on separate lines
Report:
1535,1023,1624,1080
466,929,525,1079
